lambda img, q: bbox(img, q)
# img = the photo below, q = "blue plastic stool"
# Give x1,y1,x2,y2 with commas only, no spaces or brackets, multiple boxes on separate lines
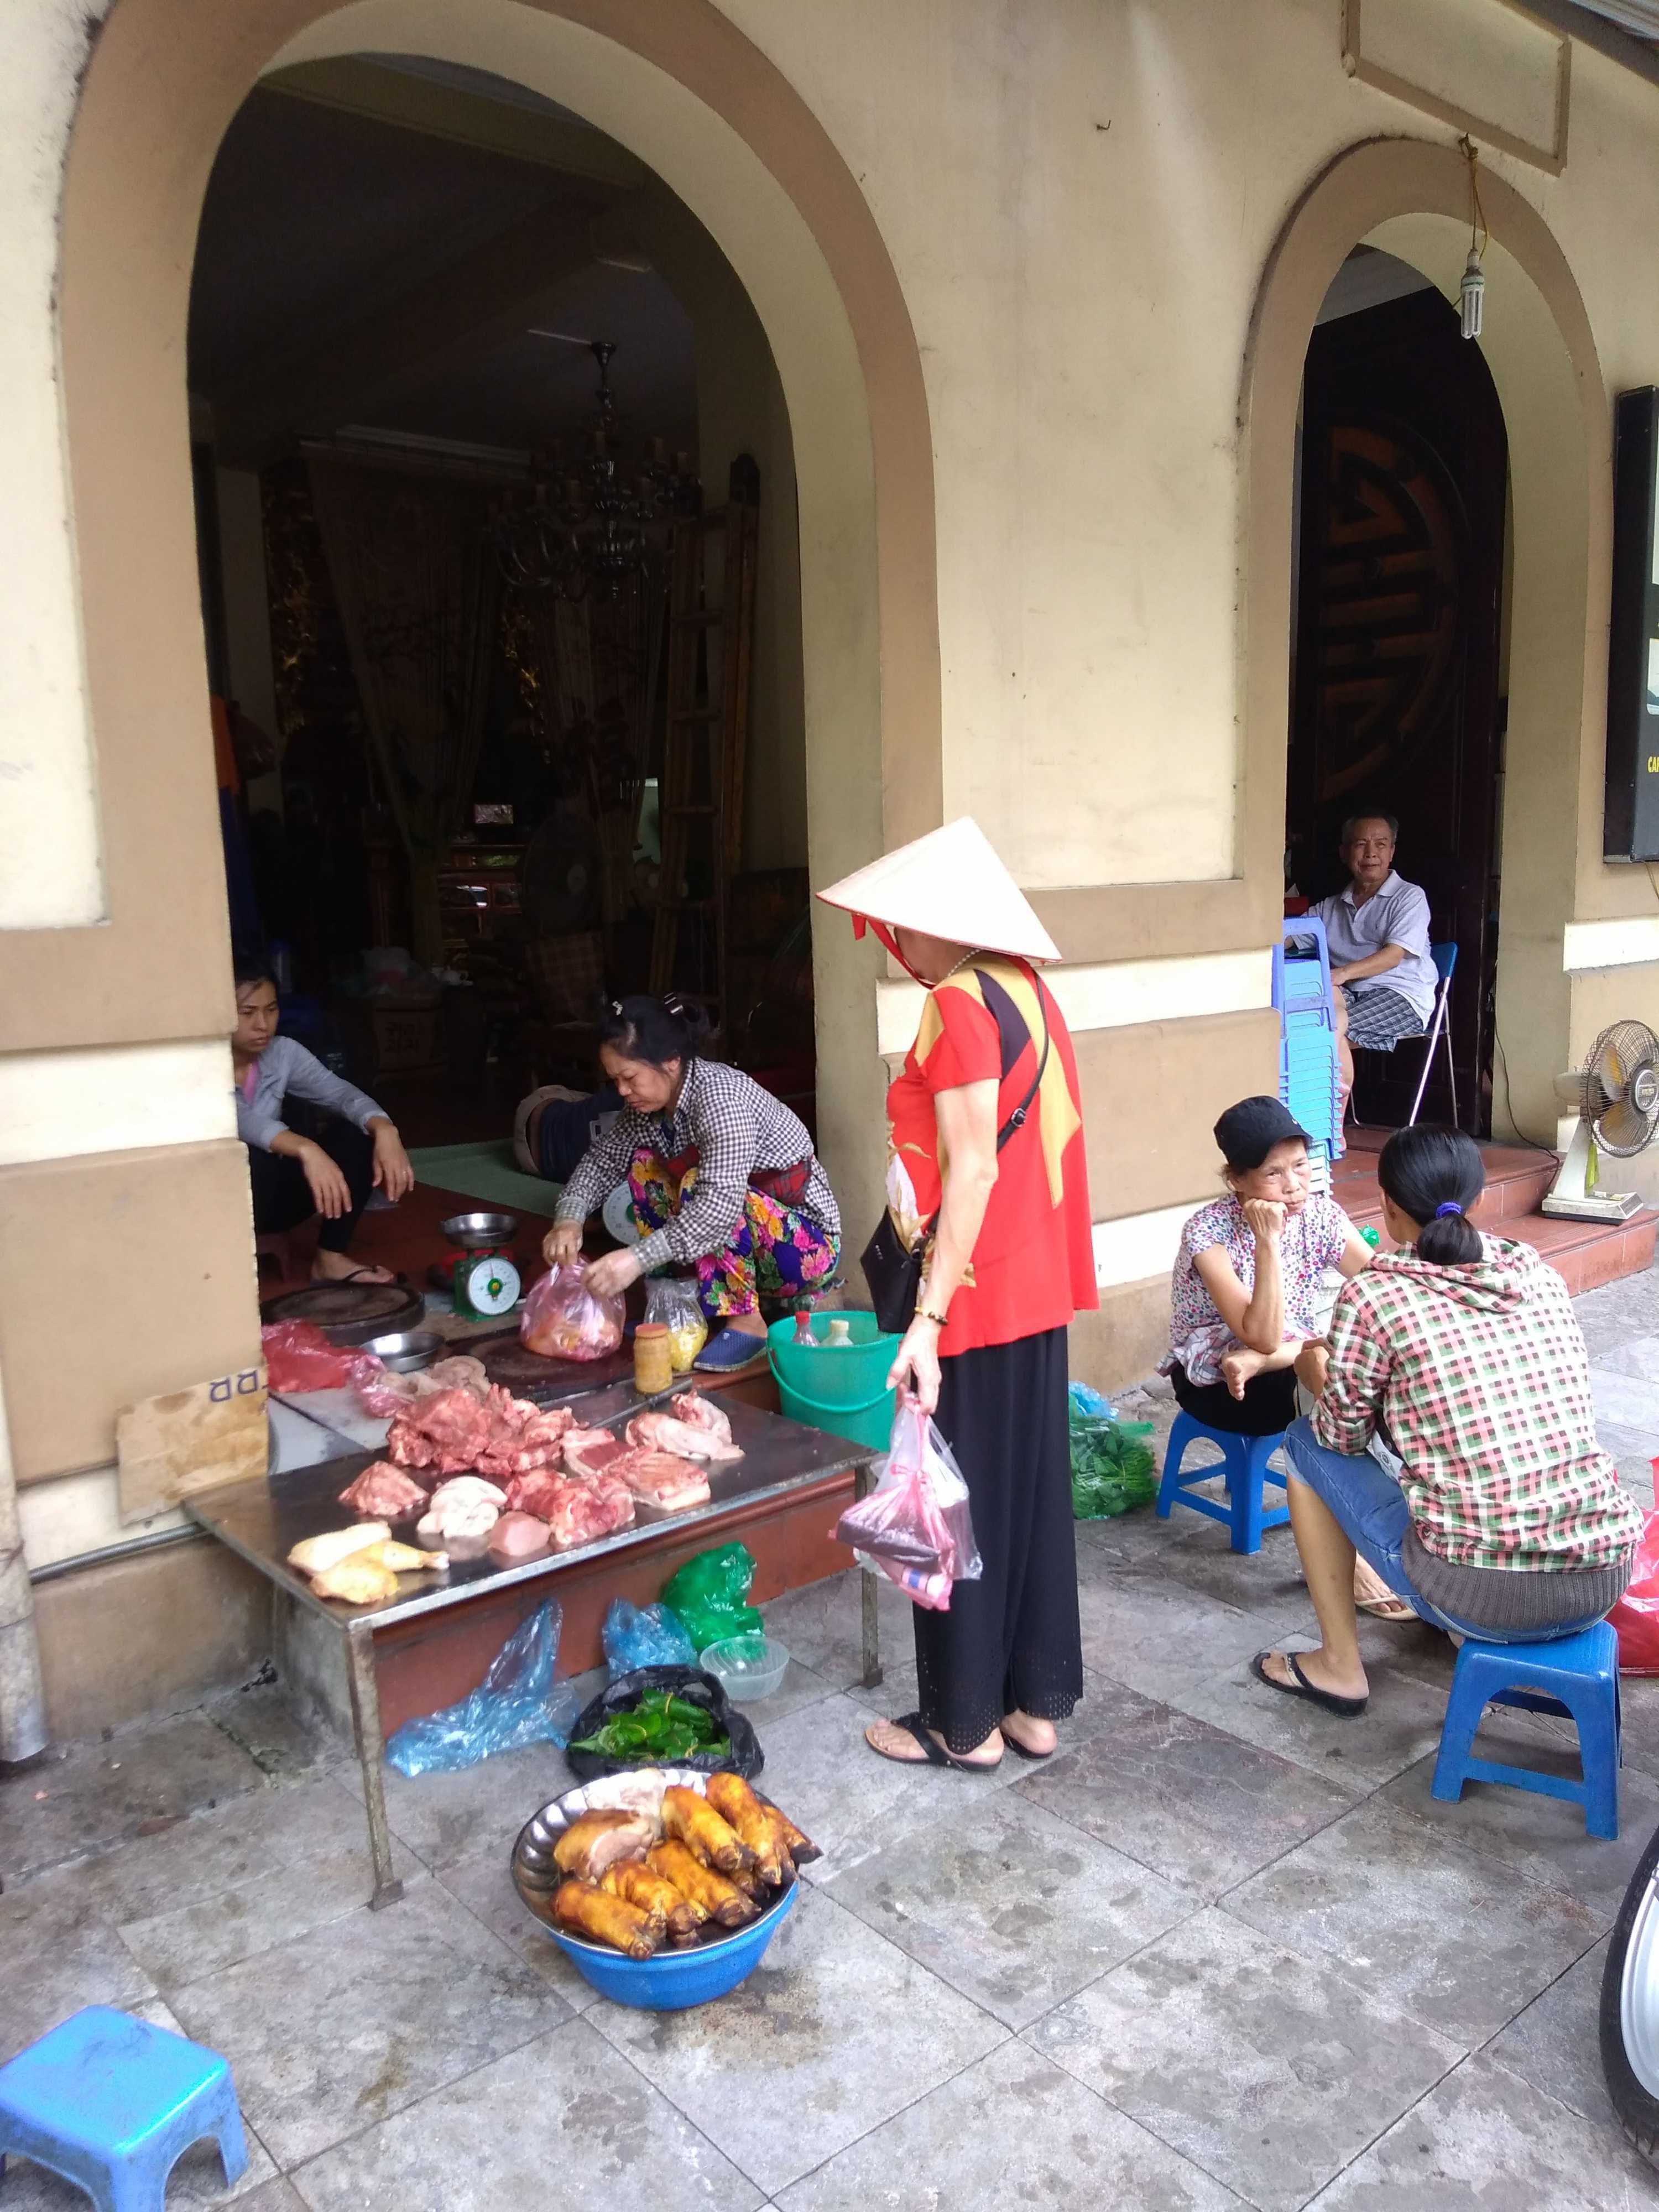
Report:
1156,1412,1291,1554
0,2007,247,2211
1430,1620,1622,1839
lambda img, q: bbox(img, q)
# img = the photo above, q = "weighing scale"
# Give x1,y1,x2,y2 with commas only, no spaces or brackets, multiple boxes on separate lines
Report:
440,1211,523,1321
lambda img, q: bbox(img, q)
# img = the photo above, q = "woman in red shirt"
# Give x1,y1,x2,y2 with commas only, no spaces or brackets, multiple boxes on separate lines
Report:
820,819,1097,1769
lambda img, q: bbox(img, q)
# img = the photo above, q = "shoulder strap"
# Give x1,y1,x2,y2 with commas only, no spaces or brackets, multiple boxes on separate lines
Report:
973,968,1051,1153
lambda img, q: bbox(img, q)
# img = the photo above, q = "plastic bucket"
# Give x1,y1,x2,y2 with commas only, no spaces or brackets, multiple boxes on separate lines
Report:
768,1312,899,1452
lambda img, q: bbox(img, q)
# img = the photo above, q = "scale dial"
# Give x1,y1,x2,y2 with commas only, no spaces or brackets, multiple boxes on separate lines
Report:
460,1253,521,1317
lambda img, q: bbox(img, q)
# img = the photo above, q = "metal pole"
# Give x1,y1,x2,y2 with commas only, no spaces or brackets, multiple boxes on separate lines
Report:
345,1621,403,1910
0,1367,48,1767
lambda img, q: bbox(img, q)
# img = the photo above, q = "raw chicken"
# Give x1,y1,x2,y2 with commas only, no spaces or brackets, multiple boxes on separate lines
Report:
607,1448,712,1513
337,1462,430,1521
625,1410,743,1464
669,1389,734,1446
287,1522,390,1575
562,1428,624,1481
487,1510,551,1564
309,1554,399,1605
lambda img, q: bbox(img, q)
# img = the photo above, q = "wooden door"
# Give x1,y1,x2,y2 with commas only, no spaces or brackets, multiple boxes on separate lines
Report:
1288,286,1507,1130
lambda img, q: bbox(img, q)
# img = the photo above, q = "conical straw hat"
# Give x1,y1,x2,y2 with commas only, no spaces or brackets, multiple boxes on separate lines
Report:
816,817,1061,963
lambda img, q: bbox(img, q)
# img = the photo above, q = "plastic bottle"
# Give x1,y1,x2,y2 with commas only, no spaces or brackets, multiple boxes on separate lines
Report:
826,1317,853,1348
793,1309,816,1346
1360,1225,1381,1249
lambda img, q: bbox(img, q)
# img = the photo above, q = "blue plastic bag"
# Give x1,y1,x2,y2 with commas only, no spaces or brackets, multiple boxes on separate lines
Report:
1068,1380,1117,1421
384,1601,582,1777
602,1598,698,1678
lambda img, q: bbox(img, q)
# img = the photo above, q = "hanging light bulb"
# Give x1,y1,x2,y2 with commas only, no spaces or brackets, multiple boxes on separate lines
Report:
1460,249,1485,340
1458,134,1489,342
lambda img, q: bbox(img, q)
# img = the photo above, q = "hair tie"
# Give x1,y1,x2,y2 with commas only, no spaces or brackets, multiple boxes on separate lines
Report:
607,999,623,1017
1434,1202,1464,1218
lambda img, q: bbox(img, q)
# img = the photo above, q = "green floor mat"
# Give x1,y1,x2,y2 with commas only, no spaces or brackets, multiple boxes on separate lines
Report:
407,1140,563,1218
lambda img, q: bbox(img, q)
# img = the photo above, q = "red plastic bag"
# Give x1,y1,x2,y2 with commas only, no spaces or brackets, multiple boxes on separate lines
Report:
520,1258,624,1362
261,1320,360,1392
834,1394,982,1610
1610,1506,1659,1676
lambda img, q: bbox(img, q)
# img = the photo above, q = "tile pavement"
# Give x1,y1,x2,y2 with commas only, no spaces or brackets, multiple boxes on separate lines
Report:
2,1269,1657,2206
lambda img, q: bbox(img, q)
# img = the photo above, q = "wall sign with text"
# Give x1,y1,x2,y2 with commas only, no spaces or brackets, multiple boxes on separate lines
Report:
1605,388,1659,864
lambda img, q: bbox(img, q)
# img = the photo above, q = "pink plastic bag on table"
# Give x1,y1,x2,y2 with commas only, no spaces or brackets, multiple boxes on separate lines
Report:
1610,1500,1659,1676
520,1257,624,1363
834,1394,982,1611
261,1321,361,1392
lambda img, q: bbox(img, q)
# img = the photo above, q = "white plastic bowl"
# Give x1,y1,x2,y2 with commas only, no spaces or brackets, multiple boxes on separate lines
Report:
700,1633,790,1703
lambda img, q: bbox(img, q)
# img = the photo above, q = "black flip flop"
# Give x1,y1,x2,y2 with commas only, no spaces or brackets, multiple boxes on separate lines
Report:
865,1712,1003,1772
1000,1728,1056,1762
1250,1650,1368,1718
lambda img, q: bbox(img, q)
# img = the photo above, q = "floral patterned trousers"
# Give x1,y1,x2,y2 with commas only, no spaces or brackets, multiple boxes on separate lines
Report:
626,1146,840,1320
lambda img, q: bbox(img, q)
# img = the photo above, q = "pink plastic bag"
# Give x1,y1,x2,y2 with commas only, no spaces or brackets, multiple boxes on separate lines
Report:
1610,1505,1659,1676
261,1320,360,1392
520,1258,624,1363
834,1395,982,1611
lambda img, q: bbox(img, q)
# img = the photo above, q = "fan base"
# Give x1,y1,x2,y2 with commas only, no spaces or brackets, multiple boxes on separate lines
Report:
1542,1191,1644,1223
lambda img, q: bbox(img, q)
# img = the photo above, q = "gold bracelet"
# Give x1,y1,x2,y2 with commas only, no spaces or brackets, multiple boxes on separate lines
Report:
916,1303,950,1327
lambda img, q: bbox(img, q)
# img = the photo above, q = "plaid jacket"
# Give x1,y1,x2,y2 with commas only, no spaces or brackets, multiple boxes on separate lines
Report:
556,1057,839,1274
1312,1237,1642,1571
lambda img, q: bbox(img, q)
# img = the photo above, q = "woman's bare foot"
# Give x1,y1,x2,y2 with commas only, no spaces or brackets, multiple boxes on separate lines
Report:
1352,1557,1415,1622
1000,1710,1057,1756
311,1251,394,1285
864,1717,1003,1767
727,1311,766,1338
1256,1647,1368,1701
1219,1344,1269,1401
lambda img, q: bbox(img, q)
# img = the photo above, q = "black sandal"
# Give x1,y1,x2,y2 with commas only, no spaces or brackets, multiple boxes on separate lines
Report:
1250,1650,1368,1718
1000,1726,1056,1762
865,1712,1003,1772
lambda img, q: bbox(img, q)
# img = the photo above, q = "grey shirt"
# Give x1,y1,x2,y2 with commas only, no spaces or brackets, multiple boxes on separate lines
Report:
1308,869,1438,1025
235,1035,387,1152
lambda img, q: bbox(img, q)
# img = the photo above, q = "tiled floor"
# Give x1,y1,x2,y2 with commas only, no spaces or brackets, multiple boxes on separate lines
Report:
4,1274,1659,2207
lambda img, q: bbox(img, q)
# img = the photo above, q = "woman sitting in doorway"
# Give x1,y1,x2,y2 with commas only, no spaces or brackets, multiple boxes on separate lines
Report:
233,958,415,1282
540,994,841,1371
1165,1095,1404,1616
1253,1124,1642,1716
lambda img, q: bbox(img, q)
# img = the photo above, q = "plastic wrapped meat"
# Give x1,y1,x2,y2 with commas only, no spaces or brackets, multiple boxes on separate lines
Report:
625,1411,743,1464
337,1461,430,1521
351,1354,489,1419
563,1428,625,1481
607,1448,712,1513
668,1389,734,1446
520,1259,625,1362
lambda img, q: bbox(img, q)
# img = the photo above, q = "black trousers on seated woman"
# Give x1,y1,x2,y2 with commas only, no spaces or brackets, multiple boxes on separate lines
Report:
1170,1358,1297,1438
246,1120,373,1255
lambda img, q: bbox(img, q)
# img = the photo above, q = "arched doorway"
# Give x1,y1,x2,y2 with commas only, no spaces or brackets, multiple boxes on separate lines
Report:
45,0,943,1244
1241,138,1608,1144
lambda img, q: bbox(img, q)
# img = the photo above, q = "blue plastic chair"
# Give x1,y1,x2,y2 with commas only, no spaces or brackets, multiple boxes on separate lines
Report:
0,2008,247,2211
1406,941,1458,1127
1430,1620,1621,1839
1156,1412,1291,1554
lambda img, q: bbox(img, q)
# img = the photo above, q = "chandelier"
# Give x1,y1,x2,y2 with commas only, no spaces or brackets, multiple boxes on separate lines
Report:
491,338,699,601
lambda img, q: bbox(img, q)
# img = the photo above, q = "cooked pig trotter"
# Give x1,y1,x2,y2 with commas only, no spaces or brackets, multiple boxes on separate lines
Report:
647,1839,755,1927
661,1786,754,1875
552,1877,660,1958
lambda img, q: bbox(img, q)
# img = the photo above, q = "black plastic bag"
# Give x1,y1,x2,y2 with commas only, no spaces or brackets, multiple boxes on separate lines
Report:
564,1663,764,1782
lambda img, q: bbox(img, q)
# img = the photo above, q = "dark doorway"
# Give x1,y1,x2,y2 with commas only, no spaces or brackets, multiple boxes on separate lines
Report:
1288,283,1507,1131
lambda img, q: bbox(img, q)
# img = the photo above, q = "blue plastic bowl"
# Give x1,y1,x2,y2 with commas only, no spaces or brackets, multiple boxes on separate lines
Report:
543,1877,798,2009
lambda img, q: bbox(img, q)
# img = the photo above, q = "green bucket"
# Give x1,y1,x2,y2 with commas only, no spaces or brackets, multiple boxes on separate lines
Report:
768,1312,900,1453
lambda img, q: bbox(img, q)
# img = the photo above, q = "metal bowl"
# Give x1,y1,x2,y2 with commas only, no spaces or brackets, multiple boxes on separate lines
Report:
511,1767,798,2011
359,1328,444,1373
441,1210,519,1250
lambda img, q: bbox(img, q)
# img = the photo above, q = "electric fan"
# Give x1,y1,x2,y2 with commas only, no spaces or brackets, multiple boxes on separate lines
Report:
1541,1020,1659,1223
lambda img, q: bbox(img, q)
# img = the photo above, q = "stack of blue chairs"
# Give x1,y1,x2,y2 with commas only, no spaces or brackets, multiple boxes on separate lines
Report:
1272,916,1342,1172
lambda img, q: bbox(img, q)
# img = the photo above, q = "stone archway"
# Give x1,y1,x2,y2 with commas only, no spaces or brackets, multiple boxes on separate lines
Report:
1240,137,1609,1135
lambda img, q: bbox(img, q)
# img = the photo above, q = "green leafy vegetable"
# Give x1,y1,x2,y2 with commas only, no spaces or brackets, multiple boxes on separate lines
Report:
571,1688,732,1765
1070,1410,1157,1520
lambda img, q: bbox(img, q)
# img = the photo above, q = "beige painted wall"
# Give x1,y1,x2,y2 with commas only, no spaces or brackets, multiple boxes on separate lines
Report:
7,0,1659,1616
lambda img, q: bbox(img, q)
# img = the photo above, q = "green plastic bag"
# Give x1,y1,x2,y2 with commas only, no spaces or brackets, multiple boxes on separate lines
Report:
660,1541,763,1652
1068,1383,1157,1519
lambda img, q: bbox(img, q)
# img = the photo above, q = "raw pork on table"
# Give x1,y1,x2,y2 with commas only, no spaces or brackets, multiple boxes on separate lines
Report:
625,1410,743,1464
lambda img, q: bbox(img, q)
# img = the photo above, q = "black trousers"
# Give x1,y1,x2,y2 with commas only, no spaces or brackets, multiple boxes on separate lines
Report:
1169,1358,1297,1438
246,1120,373,1256
912,1325,1083,1755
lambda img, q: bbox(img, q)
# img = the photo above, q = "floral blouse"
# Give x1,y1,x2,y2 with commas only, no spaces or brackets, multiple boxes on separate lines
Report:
1165,1191,1351,1384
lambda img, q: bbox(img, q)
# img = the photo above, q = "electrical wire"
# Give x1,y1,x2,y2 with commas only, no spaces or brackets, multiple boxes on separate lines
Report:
1492,1028,1563,1156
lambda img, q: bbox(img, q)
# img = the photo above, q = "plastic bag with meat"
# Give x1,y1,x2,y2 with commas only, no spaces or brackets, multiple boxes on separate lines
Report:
351,1354,488,1420
520,1258,624,1363
262,1321,361,1393
834,1395,983,1611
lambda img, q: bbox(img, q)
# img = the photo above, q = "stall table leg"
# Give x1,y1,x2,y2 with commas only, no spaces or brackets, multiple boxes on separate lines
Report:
346,1620,404,1911
855,1460,882,1688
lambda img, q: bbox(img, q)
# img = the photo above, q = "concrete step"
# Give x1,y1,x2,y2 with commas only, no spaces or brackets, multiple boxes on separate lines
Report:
1326,1128,1656,1296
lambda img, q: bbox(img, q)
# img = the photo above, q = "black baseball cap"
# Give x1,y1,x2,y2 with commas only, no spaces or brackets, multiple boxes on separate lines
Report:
1213,1096,1310,1171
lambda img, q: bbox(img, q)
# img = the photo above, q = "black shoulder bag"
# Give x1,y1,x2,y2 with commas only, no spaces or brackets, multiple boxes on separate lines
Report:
859,972,1052,1335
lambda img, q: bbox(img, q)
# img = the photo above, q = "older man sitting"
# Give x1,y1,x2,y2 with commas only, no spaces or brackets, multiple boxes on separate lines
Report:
1307,813,1438,1109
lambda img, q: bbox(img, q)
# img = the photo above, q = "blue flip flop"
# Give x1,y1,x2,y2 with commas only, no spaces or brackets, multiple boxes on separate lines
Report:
692,1327,770,1374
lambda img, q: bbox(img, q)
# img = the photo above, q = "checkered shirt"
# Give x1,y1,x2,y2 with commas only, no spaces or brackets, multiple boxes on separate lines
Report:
556,1057,839,1275
1312,1236,1642,1571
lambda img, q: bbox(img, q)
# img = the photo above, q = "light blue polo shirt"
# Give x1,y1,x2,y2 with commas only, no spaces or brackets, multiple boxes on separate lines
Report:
1308,870,1438,1025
